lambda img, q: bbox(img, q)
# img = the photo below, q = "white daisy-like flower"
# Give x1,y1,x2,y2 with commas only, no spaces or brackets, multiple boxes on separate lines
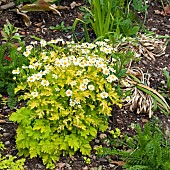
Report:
35,73,42,80
102,68,110,75
100,92,109,99
66,89,72,96
31,91,39,98
61,60,70,67
12,68,20,74
104,48,112,54
26,45,33,51
88,57,96,64
22,65,28,69
95,41,106,46
88,43,97,49
29,65,36,69
101,64,107,70
69,99,75,107
74,99,80,104
124,96,131,102
88,85,95,91
38,71,46,76
100,46,105,52
79,61,86,67
30,41,37,45
40,39,47,47
81,48,90,54
110,74,118,81
81,42,88,48
80,84,87,91
73,59,79,66
45,65,52,70
41,80,50,86
76,70,82,76
109,67,116,72
106,76,113,83
52,74,58,79
42,56,49,61
55,59,61,66
23,50,30,57
27,76,36,82
17,47,22,51
68,55,76,61
83,78,90,85
96,60,104,68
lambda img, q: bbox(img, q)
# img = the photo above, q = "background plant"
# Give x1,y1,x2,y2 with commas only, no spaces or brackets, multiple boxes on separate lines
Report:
81,0,139,41
0,21,29,109
49,21,72,32
0,141,25,170
96,120,170,170
10,38,123,169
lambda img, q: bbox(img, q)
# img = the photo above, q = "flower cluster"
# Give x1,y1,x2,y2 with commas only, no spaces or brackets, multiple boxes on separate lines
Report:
13,38,122,116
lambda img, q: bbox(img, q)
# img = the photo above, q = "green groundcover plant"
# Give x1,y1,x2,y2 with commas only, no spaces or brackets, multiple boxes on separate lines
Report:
10,38,124,169
0,142,25,170
96,120,170,170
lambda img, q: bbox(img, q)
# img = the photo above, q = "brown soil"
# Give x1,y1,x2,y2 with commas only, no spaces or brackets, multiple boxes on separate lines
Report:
0,0,170,169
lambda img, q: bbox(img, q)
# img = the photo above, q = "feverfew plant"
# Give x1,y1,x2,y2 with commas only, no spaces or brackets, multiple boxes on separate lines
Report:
10,39,122,169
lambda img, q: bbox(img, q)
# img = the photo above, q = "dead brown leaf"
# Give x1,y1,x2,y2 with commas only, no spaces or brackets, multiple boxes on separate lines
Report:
164,5,170,15
0,114,4,118
154,5,170,16
77,12,83,19
0,120,6,124
70,1,81,9
154,9,166,16
111,161,126,166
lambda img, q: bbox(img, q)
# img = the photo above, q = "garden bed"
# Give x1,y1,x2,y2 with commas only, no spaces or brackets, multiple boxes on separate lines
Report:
0,0,170,169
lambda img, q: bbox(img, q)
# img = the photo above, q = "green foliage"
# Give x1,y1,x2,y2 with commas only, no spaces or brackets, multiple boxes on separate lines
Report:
83,156,91,164
132,0,148,13
122,122,170,170
1,21,22,43
0,43,28,108
49,21,72,32
82,0,139,41
0,21,28,109
72,18,91,43
109,128,121,139
0,142,25,170
96,121,170,170
10,38,124,169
